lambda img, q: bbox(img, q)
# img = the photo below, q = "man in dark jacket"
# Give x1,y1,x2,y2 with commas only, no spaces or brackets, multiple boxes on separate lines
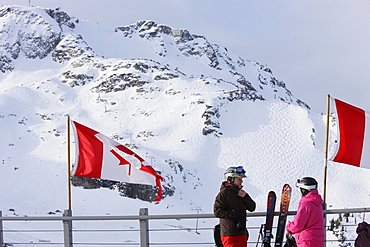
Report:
214,166,256,247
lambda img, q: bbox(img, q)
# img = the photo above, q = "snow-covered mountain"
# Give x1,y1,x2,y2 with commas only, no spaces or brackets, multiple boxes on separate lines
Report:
0,5,369,246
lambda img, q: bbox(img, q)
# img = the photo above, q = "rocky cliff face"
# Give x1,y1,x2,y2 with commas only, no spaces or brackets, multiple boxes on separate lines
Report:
0,5,77,72
113,20,307,107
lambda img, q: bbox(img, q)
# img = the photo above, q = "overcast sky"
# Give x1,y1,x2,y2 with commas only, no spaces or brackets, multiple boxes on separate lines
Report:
4,0,370,113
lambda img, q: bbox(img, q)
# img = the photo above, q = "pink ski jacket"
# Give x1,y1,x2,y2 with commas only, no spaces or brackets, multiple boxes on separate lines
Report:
286,190,324,247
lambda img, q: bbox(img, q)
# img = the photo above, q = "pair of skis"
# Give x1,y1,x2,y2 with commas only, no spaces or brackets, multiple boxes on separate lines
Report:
258,184,292,247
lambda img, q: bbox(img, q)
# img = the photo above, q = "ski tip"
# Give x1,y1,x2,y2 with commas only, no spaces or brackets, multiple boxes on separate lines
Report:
283,184,292,190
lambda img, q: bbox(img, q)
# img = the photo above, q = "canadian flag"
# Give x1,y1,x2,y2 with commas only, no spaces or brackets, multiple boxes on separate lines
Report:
330,98,370,169
70,120,164,201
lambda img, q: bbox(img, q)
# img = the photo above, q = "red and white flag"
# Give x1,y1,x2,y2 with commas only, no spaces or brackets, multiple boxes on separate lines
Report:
330,98,370,169
71,120,164,201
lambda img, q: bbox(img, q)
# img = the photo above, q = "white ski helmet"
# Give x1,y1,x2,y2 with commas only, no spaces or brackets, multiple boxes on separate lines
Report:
224,166,247,183
296,177,318,190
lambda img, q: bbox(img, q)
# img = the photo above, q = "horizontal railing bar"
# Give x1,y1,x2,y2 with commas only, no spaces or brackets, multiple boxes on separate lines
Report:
4,229,62,232
0,215,140,221
73,243,212,246
6,243,64,245
7,244,140,246
146,244,214,246
73,244,140,246
0,207,368,221
149,228,212,231
72,229,140,232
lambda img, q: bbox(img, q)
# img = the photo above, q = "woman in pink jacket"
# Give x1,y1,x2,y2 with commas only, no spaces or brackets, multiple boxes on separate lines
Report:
286,177,325,247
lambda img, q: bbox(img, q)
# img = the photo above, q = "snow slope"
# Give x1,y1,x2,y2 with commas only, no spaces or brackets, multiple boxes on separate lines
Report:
0,5,369,246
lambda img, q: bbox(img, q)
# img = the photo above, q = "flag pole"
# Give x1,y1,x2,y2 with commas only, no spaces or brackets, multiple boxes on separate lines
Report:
67,115,72,210
323,94,331,247
323,94,331,204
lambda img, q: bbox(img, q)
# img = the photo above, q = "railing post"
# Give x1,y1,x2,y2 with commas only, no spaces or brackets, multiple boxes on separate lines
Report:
0,211,4,247
63,209,73,247
139,208,149,247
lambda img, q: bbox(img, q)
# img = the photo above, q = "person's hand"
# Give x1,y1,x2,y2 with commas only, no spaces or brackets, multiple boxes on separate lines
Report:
238,189,246,198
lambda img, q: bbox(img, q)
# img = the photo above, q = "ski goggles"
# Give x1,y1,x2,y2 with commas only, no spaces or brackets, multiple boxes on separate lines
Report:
224,166,246,178
235,166,246,177
296,178,303,186
296,178,317,190
235,166,245,173
234,166,245,174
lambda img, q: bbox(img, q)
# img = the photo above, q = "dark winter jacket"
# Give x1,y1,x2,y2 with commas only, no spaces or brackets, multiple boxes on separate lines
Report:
355,221,370,247
214,181,256,236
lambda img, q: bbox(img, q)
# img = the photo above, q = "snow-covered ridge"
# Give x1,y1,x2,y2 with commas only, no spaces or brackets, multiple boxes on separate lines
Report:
0,5,77,72
0,6,308,108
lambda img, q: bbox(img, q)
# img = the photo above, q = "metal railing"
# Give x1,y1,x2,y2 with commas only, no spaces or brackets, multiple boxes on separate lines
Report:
0,207,368,246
